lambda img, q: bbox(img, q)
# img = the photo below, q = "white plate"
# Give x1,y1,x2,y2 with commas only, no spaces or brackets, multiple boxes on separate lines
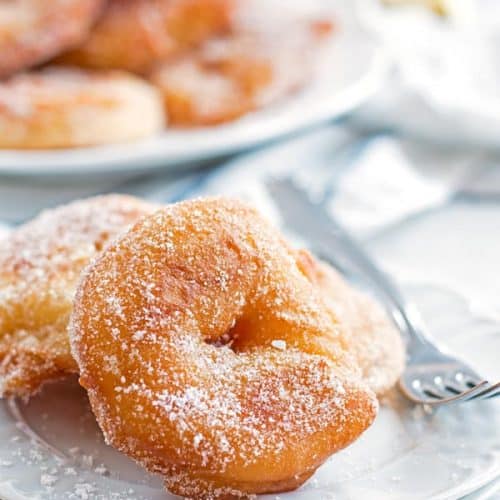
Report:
0,1,389,177
1,140,499,497
0,283,498,500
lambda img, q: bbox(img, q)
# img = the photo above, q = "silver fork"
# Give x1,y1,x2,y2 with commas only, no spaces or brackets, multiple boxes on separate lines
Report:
266,177,500,405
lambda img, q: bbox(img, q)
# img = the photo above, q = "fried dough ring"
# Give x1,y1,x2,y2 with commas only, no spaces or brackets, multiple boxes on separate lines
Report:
150,36,271,126
0,67,165,149
0,195,157,398
57,0,234,74
0,0,104,78
70,198,377,499
296,250,405,396
150,23,332,126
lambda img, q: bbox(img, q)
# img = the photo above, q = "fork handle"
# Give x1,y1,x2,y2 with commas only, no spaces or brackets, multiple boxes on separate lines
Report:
268,180,434,353
313,219,434,353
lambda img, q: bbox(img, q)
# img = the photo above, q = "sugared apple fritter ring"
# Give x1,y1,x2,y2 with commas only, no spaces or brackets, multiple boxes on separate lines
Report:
70,197,377,499
296,250,405,396
0,195,158,398
0,67,165,149
150,22,333,126
57,0,234,74
0,0,104,78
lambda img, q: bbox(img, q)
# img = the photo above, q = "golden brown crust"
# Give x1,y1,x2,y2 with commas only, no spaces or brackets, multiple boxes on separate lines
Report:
0,67,165,149
0,195,158,398
0,0,105,78
296,249,406,396
70,197,377,499
57,0,235,74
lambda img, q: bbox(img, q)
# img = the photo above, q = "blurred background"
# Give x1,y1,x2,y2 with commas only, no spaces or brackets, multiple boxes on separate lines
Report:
1,0,500,222
1,0,499,317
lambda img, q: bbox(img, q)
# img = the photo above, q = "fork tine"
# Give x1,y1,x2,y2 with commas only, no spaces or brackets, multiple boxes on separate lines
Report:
461,373,485,387
399,380,489,405
468,381,500,401
420,384,449,400
424,381,490,406
457,381,493,402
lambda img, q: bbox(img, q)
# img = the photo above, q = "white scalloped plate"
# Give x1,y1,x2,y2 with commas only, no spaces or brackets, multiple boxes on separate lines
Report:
0,1,389,177
0,282,498,500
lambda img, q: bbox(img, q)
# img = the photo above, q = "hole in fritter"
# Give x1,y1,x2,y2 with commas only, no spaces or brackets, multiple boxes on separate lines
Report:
206,323,240,349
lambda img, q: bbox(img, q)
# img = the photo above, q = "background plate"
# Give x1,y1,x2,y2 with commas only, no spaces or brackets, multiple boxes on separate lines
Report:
0,1,389,177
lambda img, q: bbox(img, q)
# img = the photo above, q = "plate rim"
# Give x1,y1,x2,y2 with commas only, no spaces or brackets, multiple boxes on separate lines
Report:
0,44,391,178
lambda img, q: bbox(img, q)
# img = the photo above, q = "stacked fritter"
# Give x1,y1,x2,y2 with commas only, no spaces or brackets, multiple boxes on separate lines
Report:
0,0,334,148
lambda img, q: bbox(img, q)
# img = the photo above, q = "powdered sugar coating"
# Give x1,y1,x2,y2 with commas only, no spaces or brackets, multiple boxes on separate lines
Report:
0,195,158,398
296,249,405,395
70,197,377,498
151,15,334,126
0,0,104,78
0,67,165,149
57,0,234,73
